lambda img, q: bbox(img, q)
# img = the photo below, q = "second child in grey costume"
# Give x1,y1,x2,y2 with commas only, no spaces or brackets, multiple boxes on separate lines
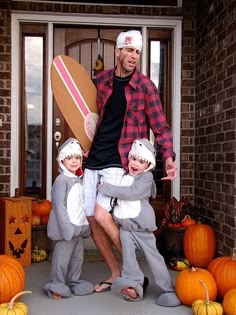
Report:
43,138,94,299
98,139,181,307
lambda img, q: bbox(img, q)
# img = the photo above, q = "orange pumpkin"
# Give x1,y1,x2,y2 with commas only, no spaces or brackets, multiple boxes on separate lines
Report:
181,215,196,228
223,288,236,315
183,224,216,268
175,267,217,306
0,255,25,303
207,248,236,300
32,199,52,217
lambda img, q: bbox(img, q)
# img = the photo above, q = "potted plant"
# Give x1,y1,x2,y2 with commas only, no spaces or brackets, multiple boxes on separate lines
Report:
159,197,197,262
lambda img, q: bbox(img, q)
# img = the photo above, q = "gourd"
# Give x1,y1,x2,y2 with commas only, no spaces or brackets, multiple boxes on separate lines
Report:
31,213,41,226
175,267,217,306
0,291,32,315
31,246,47,263
169,257,190,271
207,248,236,300
0,255,25,304
192,280,223,315
223,288,236,315
181,215,196,228
183,223,216,268
32,199,52,217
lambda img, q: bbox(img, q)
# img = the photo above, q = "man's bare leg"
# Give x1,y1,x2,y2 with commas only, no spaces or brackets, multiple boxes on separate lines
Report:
95,204,122,253
87,213,121,292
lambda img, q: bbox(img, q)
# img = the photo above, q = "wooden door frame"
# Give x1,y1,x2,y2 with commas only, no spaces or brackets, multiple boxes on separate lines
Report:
11,13,182,201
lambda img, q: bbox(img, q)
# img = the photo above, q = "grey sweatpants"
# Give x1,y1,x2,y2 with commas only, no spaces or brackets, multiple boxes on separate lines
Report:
112,228,175,299
43,238,94,298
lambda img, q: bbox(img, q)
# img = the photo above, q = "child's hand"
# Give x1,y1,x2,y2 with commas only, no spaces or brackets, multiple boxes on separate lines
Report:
97,181,106,191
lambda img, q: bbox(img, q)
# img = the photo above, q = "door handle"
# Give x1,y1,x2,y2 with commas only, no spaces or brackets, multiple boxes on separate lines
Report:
54,131,62,148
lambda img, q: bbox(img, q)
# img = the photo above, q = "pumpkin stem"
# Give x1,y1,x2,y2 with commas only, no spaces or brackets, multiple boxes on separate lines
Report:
232,248,236,260
8,290,32,309
199,280,209,305
191,266,197,272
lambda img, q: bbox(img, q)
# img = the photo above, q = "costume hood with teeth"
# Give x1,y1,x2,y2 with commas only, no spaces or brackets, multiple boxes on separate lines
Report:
128,138,156,172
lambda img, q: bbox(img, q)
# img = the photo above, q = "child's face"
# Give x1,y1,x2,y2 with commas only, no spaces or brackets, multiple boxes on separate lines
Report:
128,156,150,176
62,155,82,174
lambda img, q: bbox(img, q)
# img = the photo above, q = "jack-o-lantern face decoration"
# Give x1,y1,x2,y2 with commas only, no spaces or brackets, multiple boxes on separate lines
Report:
0,198,32,266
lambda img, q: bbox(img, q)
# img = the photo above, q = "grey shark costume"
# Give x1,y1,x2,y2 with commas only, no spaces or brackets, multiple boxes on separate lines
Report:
43,138,94,298
99,139,181,307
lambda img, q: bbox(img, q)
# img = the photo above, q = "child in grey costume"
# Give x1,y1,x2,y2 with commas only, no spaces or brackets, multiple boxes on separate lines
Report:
98,138,181,307
43,138,94,299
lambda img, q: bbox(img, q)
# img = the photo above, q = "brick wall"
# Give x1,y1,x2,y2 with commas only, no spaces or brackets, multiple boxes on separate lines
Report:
195,0,236,255
0,0,11,197
1,0,235,255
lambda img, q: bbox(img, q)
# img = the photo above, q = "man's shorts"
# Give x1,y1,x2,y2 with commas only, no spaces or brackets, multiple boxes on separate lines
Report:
83,167,125,216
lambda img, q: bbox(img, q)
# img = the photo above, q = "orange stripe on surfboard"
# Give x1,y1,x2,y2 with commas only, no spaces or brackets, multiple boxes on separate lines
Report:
53,55,91,119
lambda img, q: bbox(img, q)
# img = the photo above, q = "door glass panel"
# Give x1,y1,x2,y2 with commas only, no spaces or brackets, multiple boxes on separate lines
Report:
150,41,160,88
149,37,171,198
24,36,43,196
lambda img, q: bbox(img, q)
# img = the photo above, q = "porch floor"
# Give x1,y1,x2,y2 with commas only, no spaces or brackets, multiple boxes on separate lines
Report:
21,249,192,315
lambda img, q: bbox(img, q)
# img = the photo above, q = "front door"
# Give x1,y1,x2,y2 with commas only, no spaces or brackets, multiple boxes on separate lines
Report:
52,26,172,206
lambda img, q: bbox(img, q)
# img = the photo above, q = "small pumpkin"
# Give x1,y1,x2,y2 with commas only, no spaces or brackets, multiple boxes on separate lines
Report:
0,255,25,304
175,267,217,306
0,291,32,315
32,199,52,217
181,215,196,228
223,288,236,315
207,248,236,300
192,280,223,315
31,246,47,263
183,223,216,268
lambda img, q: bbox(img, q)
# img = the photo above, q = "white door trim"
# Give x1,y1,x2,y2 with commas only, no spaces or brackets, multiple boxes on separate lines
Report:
11,12,182,199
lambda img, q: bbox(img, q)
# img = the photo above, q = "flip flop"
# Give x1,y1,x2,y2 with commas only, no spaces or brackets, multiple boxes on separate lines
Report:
121,277,149,301
94,281,112,293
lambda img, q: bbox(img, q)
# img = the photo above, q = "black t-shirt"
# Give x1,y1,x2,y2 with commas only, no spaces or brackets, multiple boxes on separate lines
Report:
86,74,132,169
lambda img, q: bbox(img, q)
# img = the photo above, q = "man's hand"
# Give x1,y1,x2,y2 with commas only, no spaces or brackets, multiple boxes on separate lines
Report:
161,157,177,181
83,150,89,158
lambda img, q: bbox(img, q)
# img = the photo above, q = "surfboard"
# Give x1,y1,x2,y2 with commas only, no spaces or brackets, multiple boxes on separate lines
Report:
51,55,98,152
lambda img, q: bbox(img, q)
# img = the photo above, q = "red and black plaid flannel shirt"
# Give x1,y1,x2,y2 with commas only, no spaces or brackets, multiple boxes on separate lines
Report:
95,68,175,169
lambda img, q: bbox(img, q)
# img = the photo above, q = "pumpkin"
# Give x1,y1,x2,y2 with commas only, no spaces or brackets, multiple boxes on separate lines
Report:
181,215,196,228
175,267,217,306
192,280,223,315
0,255,25,304
183,223,216,268
223,288,236,315
31,213,41,226
0,291,31,315
32,199,52,217
31,246,47,263
207,248,236,300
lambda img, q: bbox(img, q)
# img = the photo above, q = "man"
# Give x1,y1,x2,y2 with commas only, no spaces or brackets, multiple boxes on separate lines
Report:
83,30,177,292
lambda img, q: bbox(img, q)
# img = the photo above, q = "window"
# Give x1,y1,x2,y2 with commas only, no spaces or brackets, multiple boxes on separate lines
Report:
20,24,48,198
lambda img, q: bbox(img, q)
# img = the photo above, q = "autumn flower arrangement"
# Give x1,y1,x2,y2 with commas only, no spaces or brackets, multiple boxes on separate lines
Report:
161,197,196,229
